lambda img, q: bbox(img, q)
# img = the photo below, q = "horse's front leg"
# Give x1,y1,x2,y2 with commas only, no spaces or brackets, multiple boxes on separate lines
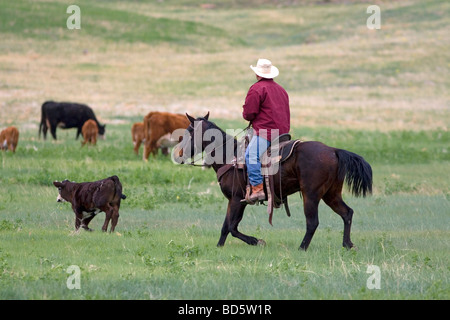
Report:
217,197,263,247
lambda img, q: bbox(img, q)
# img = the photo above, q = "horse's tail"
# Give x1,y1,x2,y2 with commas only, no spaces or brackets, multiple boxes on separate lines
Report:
335,149,373,197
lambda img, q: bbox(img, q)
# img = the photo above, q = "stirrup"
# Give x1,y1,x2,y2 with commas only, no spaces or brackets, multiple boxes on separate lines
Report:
240,185,256,205
241,198,256,205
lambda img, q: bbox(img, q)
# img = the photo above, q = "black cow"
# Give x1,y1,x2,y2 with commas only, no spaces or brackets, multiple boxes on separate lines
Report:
39,101,106,140
53,176,126,232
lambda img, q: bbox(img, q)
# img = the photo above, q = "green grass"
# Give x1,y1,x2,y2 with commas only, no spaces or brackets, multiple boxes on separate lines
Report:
0,124,448,299
0,195,448,300
0,197,448,299
0,0,241,49
0,0,449,300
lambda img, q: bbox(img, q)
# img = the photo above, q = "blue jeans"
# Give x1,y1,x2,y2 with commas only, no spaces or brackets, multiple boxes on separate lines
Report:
245,135,270,186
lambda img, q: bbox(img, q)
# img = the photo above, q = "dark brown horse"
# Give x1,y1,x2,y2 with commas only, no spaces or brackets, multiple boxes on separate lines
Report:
175,113,372,250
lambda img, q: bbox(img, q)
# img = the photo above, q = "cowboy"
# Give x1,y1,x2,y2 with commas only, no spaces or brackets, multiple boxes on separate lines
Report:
242,59,290,204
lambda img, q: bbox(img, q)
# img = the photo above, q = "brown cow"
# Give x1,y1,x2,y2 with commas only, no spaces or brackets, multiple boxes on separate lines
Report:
81,119,98,147
0,126,19,152
131,122,144,155
53,176,126,232
142,111,190,161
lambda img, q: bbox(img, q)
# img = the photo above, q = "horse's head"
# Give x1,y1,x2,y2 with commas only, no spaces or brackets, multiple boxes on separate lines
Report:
172,112,211,164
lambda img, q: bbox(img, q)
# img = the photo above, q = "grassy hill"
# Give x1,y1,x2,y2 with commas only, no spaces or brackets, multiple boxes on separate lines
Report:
0,0,448,300
0,0,448,130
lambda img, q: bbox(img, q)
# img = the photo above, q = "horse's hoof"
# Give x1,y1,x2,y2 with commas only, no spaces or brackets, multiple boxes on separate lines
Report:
257,239,266,247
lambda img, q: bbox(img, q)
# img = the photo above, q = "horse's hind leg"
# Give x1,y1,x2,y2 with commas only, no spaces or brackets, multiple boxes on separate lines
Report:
299,194,320,251
323,188,354,249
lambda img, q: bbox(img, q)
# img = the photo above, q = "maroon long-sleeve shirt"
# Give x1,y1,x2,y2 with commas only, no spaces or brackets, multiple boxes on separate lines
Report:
242,78,290,141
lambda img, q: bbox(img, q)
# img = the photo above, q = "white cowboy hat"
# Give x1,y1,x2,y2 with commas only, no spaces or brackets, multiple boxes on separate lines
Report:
250,58,279,79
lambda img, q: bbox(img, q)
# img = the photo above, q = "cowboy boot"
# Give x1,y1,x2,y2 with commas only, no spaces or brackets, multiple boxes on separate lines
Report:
249,183,265,202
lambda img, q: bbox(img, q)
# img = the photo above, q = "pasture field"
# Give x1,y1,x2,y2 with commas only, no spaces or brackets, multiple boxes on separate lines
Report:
0,123,448,300
0,0,449,300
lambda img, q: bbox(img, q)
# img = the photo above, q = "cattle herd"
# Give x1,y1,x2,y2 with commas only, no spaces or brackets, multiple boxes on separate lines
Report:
2,100,193,232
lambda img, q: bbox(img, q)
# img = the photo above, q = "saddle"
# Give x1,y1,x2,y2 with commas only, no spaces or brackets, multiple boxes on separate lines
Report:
262,133,299,167
216,133,302,225
260,134,302,225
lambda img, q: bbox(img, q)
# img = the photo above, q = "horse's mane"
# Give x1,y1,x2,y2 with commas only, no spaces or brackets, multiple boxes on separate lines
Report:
197,117,239,158
198,118,235,140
